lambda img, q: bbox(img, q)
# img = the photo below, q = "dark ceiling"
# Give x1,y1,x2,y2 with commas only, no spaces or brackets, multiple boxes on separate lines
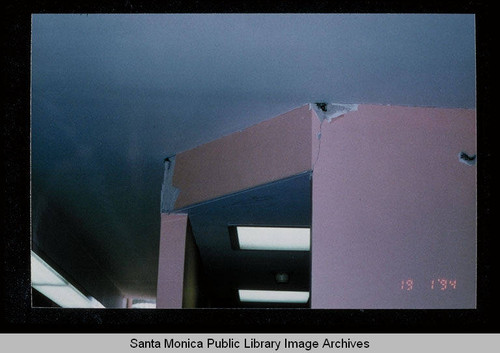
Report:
30,14,476,304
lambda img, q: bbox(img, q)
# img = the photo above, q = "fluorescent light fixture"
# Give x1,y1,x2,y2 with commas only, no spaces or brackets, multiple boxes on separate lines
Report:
130,298,156,309
31,251,104,308
34,284,96,308
131,302,156,309
238,289,310,303
31,253,66,286
235,226,310,251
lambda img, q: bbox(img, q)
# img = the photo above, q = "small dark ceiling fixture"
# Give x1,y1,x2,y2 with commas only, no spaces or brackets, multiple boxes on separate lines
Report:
275,272,289,284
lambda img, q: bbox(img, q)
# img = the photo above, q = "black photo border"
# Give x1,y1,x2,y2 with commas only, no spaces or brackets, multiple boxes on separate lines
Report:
2,0,496,334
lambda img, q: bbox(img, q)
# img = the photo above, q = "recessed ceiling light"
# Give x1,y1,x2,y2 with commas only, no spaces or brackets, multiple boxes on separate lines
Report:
238,289,310,303
233,226,310,251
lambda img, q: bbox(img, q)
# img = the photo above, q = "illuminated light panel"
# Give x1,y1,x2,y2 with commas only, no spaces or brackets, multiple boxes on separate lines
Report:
31,252,66,286
131,302,157,309
34,284,95,308
130,298,157,309
238,290,310,303
236,226,310,251
31,251,104,308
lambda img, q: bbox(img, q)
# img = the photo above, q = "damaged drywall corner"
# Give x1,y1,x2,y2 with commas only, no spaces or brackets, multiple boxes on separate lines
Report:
310,103,358,171
458,151,477,166
160,156,180,213
310,102,358,122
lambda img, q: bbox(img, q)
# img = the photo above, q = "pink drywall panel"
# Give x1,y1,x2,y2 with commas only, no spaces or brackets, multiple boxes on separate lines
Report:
173,105,313,209
156,213,188,309
311,105,476,308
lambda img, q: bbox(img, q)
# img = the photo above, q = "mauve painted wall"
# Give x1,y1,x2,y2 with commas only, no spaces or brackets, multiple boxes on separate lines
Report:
311,104,476,308
172,105,313,209
156,213,188,308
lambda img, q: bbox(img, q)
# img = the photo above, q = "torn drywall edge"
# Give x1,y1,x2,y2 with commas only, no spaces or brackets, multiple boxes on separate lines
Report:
309,103,359,122
458,151,477,166
161,156,181,213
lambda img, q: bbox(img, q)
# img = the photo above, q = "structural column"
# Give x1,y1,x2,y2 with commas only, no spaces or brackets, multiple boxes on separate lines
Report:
310,104,476,308
156,213,189,309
